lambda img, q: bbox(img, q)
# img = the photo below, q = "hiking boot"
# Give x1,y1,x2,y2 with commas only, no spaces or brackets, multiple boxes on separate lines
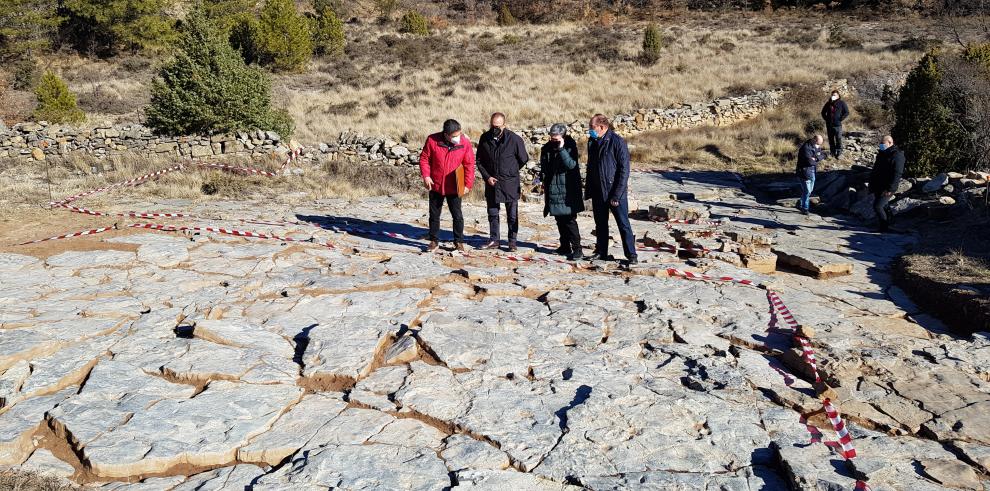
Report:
553,246,572,256
480,240,500,250
507,241,517,252
800,209,809,216
567,250,583,261
624,257,639,266
454,242,466,252
588,252,614,261
426,241,439,252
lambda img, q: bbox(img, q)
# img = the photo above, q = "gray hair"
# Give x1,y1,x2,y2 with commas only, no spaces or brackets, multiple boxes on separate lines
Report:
549,123,568,136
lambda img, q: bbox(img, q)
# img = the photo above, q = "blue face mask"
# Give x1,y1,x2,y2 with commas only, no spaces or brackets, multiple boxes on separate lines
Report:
588,129,599,140
879,143,888,151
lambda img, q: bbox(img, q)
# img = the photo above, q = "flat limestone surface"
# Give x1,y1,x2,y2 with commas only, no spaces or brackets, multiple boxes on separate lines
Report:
0,174,987,490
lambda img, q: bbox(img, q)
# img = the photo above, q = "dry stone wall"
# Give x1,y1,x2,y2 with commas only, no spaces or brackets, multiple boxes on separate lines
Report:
2,81,848,174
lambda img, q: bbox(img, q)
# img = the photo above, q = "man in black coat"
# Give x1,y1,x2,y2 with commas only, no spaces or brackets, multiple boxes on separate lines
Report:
795,134,825,215
477,113,530,251
869,135,906,232
821,90,850,159
586,114,637,265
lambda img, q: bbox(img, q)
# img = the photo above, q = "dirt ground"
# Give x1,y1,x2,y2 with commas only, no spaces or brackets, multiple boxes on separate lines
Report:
895,204,990,335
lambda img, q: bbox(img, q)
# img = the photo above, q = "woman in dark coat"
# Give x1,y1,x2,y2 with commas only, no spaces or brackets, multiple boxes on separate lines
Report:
539,123,584,260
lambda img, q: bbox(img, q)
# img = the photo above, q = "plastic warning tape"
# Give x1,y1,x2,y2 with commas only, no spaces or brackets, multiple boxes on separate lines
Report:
795,336,822,383
128,223,326,247
767,290,800,329
16,225,117,245
823,398,857,459
57,205,192,219
665,267,756,286
51,164,186,206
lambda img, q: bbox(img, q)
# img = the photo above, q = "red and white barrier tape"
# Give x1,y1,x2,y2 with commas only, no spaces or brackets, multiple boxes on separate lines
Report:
767,290,800,329
16,225,117,245
128,223,327,246
795,336,822,383
665,267,756,287
823,398,857,459
51,164,186,206
57,204,193,219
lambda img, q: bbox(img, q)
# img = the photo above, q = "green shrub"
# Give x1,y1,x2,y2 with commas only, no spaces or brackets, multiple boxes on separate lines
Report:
496,4,517,26
641,23,663,64
145,8,293,138
33,71,85,124
892,51,968,177
962,42,990,69
311,6,345,57
243,0,313,72
399,11,429,36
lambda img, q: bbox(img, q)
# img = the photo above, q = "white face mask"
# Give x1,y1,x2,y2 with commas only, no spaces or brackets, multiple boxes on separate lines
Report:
831,95,839,101
450,135,461,144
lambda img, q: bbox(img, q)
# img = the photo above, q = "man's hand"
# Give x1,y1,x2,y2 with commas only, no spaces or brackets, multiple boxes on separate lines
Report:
883,191,893,198
423,176,434,190
487,177,497,186
610,199,619,207
550,135,564,148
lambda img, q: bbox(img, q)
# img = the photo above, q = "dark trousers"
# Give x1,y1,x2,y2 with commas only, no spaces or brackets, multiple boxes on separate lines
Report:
827,125,843,158
554,214,581,253
591,197,637,260
487,200,518,242
873,192,893,230
428,191,464,243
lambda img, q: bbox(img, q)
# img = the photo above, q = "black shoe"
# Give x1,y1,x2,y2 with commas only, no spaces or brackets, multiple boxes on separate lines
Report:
506,241,517,252
625,257,639,265
567,251,583,261
800,209,809,216
554,246,572,256
589,252,614,261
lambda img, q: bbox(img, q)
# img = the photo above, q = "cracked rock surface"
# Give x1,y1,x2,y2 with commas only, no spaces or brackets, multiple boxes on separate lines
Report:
0,171,988,489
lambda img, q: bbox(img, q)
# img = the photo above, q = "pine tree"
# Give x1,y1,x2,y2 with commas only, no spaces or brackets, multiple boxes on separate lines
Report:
0,0,63,58
33,71,85,124
247,0,313,72
145,8,293,138
311,5,345,57
892,51,967,177
202,0,256,33
62,0,176,54
641,23,662,65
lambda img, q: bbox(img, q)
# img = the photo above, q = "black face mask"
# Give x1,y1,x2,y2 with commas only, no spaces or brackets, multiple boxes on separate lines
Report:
490,126,503,138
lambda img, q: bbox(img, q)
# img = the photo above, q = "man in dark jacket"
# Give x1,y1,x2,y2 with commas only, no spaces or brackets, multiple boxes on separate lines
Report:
540,123,584,261
821,90,850,159
586,114,637,265
869,135,906,232
476,112,529,251
795,134,825,215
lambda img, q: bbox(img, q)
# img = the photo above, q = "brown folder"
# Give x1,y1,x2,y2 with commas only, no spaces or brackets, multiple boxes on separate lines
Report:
455,164,466,197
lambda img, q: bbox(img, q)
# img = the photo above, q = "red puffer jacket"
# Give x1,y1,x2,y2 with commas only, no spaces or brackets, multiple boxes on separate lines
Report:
419,132,476,196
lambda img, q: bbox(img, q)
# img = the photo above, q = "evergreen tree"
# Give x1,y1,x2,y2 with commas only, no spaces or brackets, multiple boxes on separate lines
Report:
62,0,176,54
311,4,345,57
0,0,63,58
892,51,967,177
202,0,256,33
145,8,293,138
33,71,85,124
641,23,662,65
246,0,313,72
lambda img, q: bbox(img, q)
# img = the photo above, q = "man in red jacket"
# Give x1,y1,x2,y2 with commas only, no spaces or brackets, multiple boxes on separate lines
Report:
419,119,476,252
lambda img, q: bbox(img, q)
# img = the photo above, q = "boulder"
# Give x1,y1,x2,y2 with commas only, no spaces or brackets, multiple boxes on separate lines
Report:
649,202,710,221
31,148,45,161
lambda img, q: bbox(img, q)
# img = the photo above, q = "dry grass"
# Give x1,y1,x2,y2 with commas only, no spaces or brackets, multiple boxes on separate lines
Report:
0,151,469,221
2,12,935,142
0,469,74,491
281,12,923,144
626,84,887,174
